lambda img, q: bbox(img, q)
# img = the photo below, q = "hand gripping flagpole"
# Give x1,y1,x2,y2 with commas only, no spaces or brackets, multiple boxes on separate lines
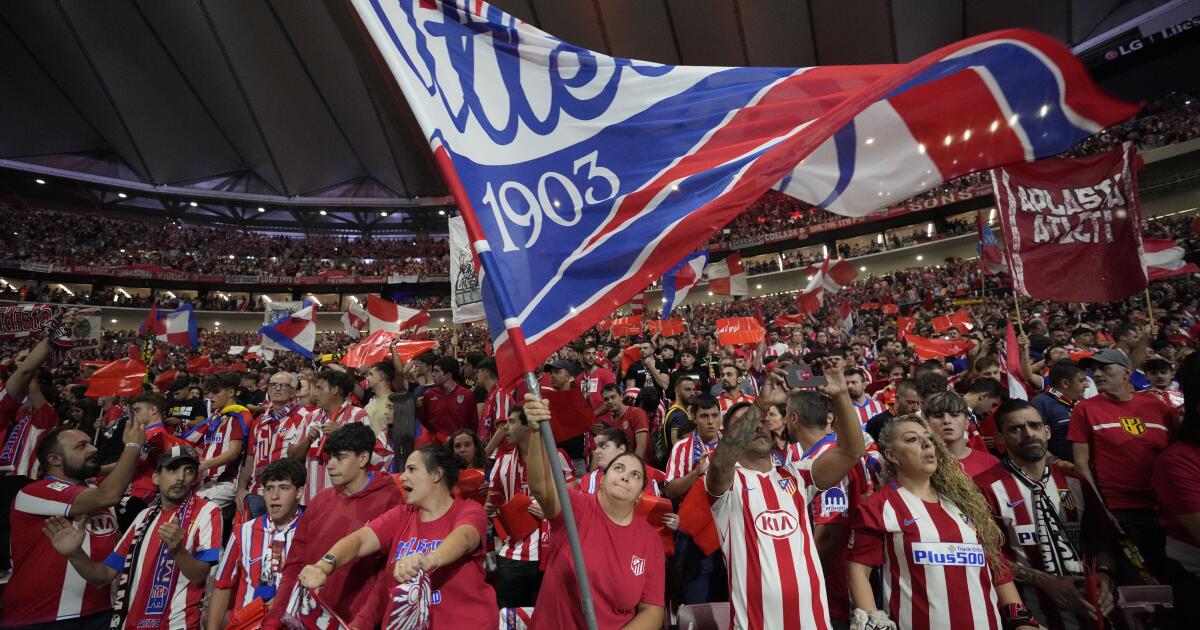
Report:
426,148,600,630
523,372,599,630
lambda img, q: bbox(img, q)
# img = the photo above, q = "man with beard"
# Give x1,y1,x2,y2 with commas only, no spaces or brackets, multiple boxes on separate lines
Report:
976,400,1117,629
2,408,147,628
42,444,223,630
579,343,616,418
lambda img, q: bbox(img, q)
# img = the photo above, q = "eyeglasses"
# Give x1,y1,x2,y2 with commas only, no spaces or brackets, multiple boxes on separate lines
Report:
268,383,295,390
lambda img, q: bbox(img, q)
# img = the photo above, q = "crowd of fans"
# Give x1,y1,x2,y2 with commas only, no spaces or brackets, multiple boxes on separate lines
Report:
3,93,1195,300
0,205,452,279
2,206,1198,629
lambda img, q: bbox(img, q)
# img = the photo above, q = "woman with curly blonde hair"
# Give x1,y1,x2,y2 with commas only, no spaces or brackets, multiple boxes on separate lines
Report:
845,415,1038,630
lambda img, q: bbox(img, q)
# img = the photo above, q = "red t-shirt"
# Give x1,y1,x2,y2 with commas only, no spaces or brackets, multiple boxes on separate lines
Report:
420,384,478,441
959,449,1001,478
365,500,498,629
579,367,616,413
1068,392,1176,509
612,406,649,451
530,490,665,629
1153,441,1200,545
3,479,120,625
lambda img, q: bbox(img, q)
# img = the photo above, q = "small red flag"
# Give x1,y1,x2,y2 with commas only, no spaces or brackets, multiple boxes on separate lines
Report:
677,481,720,555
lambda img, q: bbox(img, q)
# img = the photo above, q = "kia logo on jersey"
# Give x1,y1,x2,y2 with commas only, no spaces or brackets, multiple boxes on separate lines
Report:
630,555,645,576
754,509,799,539
85,512,118,536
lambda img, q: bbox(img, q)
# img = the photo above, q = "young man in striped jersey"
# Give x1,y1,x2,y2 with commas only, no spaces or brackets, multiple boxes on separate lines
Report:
486,406,576,609
845,367,884,427
706,357,864,630
976,400,1116,629
43,445,223,630
209,458,306,630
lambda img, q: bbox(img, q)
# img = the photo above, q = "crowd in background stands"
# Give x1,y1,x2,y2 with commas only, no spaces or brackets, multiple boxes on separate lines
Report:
1,92,1194,297
0,205,452,278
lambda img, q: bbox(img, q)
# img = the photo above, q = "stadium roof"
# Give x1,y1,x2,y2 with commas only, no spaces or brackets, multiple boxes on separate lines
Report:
0,0,1179,232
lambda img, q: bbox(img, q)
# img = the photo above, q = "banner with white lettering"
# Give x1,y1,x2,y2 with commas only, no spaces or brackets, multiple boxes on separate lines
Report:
449,217,485,324
991,142,1147,302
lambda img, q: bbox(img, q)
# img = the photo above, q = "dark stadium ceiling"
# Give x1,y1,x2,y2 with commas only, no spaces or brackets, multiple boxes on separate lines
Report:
0,0,1179,233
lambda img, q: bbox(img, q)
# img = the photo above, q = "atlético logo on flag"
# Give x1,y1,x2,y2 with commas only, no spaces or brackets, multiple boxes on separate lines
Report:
351,0,1137,388
630,555,646,577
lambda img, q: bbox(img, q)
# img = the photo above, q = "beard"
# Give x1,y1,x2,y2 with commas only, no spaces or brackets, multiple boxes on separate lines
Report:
65,455,101,480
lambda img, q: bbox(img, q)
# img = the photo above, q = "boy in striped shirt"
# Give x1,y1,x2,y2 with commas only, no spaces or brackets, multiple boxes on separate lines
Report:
42,445,223,630
209,458,307,630
184,371,250,509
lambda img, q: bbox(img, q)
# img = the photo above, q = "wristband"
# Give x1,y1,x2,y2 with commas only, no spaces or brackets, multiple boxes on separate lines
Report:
124,442,142,449
1000,603,1037,630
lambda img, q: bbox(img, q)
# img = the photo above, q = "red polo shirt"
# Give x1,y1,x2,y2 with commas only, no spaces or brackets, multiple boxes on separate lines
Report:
420,383,478,442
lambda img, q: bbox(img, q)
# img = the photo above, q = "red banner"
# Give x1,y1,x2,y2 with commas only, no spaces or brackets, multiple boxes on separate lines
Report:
716,317,765,346
774,313,806,328
647,318,686,336
342,331,437,369
931,310,973,334
992,143,1147,302
608,316,643,338
906,335,975,360
85,358,147,397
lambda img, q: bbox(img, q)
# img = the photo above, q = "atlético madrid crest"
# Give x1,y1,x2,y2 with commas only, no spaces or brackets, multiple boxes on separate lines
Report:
1120,417,1146,436
630,555,645,576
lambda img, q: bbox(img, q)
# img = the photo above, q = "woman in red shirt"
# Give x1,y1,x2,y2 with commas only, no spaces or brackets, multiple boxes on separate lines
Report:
296,445,496,629
520,395,665,630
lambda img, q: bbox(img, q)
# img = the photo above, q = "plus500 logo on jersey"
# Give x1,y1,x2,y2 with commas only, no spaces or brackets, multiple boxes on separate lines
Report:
911,542,985,567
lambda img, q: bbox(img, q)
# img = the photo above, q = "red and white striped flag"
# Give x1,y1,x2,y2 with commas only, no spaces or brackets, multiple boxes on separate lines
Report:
340,300,368,334
367,295,428,333
1004,320,1029,401
708,253,748,296
630,292,647,315
796,258,857,315
1143,238,1200,280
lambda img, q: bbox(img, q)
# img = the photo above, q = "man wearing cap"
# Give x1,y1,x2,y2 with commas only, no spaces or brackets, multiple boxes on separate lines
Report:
548,358,588,474
1068,348,1178,579
43,444,223,630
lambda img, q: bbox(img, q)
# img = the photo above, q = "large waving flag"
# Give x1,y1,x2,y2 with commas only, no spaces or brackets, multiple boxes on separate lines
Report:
341,300,368,334
708,253,748,296
367,295,425,333
149,304,197,349
1144,238,1200,280
661,252,709,318
351,0,1137,386
796,257,858,314
259,304,316,359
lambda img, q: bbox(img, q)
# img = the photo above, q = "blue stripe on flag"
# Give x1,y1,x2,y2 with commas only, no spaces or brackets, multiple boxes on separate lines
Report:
814,122,858,209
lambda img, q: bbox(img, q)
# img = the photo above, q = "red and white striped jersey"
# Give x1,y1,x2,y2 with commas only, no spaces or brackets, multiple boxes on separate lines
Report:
479,385,514,447
300,402,374,502
487,448,574,562
104,497,223,630
213,511,303,614
848,484,1008,630
665,431,719,482
709,462,830,629
974,463,1115,630
717,391,757,414
851,396,886,427
0,403,58,479
4,478,120,625
185,404,251,486
246,404,303,494
580,466,667,497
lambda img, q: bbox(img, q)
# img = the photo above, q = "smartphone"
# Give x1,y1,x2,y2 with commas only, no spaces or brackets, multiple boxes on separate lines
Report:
786,363,827,389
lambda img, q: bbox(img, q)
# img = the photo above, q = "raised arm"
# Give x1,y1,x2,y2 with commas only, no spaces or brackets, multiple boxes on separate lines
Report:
518,394,561,520
296,525,382,592
69,416,148,516
704,395,769,498
1016,333,1045,391
43,517,118,587
809,357,866,490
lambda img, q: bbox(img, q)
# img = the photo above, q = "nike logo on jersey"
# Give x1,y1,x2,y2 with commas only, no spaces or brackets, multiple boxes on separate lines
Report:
903,517,920,526
1006,498,1025,509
